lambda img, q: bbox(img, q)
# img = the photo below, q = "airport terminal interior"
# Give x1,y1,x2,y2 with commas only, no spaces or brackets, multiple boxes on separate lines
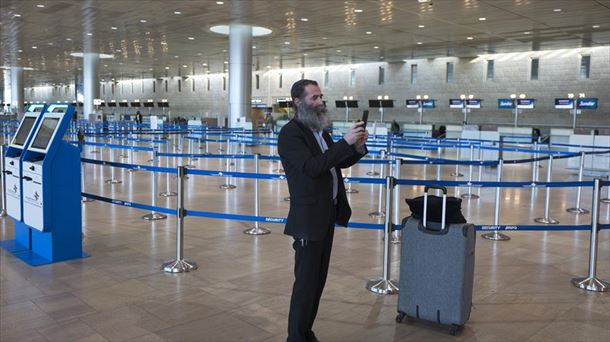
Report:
1,1,609,341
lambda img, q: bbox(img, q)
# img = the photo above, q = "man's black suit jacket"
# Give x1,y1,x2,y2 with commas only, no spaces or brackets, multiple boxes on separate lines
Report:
278,119,367,241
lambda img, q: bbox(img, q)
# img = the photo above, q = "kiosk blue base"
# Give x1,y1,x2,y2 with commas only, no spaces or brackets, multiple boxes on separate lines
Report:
0,221,31,253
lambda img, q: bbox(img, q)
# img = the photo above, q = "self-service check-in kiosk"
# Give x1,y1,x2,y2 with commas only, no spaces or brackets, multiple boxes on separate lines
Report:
1,103,84,265
1,104,46,253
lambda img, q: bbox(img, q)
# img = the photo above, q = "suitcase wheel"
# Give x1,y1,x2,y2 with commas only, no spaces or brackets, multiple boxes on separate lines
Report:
449,324,461,336
396,312,406,323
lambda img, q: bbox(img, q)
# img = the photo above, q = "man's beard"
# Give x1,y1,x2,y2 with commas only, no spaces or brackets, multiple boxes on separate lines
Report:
296,102,329,131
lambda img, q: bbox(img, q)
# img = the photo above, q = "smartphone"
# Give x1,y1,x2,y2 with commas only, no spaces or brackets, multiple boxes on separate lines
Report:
361,110,369,129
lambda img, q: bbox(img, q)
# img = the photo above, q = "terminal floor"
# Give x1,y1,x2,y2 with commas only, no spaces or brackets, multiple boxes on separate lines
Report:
1,139,609,342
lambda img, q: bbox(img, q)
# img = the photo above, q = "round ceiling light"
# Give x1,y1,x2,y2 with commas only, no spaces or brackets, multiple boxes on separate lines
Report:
210,25,272,37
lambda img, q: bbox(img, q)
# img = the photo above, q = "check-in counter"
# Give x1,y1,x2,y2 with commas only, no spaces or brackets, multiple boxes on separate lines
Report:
549,128,574,147
568,134,610,176
445,125,463,139
401,123,433,137
460,130,500,161
497,126,533,144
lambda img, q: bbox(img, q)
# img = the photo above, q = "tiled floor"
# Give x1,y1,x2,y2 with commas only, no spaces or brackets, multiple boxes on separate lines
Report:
1,136,609,342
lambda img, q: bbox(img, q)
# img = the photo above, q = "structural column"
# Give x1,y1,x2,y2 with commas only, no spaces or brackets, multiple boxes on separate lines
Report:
83,53,100,119
3,69,11,113
228,23,252,128
10,67,24,117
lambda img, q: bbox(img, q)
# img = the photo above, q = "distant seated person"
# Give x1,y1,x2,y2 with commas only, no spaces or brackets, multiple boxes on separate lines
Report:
390,120,402,136
433,125,446,139
532,128,549,143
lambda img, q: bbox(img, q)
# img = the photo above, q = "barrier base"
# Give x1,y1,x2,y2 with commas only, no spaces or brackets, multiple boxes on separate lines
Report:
243,226,271,235
534,217,560,224
160,191,177,197
0,209,7,217
450,172,464,177
567,207,590,214
90,150,100,154
368,211,385,218
346,189,359,194
601,198,610,204
273,168,284,174
366,278,399,295
81,197,95,203
142,212,167,221
284,196,291,202
366,171,380,176
482,231,511,241
461,193,480,200
105,179,123,184
120,154,128,158
219,184,237,190
162,259,198,273
571,276,610,292
127,168,139,173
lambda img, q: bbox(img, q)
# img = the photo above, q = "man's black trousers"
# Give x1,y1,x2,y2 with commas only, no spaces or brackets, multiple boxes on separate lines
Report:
287,226,335,342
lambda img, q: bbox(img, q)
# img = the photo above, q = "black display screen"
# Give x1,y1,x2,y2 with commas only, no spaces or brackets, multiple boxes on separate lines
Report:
31,118,60,150
13,117,36,146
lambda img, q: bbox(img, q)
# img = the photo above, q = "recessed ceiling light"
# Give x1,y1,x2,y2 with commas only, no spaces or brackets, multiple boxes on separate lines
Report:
592,25,600,28
418,0,431,2
222,49,227,52
553,8,562,12
187,37,195,40
87,32,93,36
284,41,290,45
165,66,170,70
48,42,53,45
140,19,147,23
252,46,256,49
336,49,341,52
418,25,425,28
224,61,228,64
13,14,21,17
373,46,379,49
32,46,38,49
182,65,188,68
479,17,486,21
174,55,179,58
300,18,309,22
111,26,118,30
354,9,363,13
18,49,23,52
149,68,153,71
104,65,108,67
524,31,531,34
365,31,372,34
202,63,207,66
303,53,308,56
380,56,384,59
115,49,121,52
266,65,271,68
174,11,181,14
467,36,474,40
160,42,167,45
321,37,328,40
216,1,224,4
36,4,45,8
417,42,423,45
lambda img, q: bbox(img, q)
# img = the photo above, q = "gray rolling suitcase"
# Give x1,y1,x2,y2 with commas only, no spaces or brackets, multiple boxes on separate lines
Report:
396,185,476,335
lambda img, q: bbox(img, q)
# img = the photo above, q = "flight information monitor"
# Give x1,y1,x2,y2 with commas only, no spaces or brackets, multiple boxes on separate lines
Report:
516,99,535,109
12,117,37,147
498,99,514,108
143,102,154,107
335,100,358,108
369,100,394,108
406,100,419,108
421,100,435,108
31,118,60,151
466,99,482,109
449,99,464,108
555,98,574,109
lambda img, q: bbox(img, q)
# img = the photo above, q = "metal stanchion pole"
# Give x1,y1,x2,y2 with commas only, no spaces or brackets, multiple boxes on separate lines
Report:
0,145,7,216
461,144,479,199
244,154,271,235
601,176,610,203
366,176,399,295
571,178,609,292
482,160,510,241
535,155,559,224
219,153,237,190
477,146,483,197
143,148,167,220
162,166,198,273
369,150,386,217
366,150,380,176
531,142,538,182
160,144,177,197
105,147,122,184
567,152,590,214
391,159,401,244
345,166,359,194
450,138,463,177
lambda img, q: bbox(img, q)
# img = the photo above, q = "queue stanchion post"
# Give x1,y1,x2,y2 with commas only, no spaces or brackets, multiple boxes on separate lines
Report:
271,141,284,174
460,144,479,199
345,166,359,194
143,148,167,220
391,158,401,244
601,176,610,204
160,144,177,197
369,150,386,218
219,153,237,190
567,151,590,214
104,146,122,184
366,150,380,176
534,155,559,224
127,142,138,173
531,142,538,182
0,145,8,216
162,166,198,273
482,160,510,241
366,176,399,295
450,138,464,177
571,178,609,292
243,154,271,235
476,145,483,197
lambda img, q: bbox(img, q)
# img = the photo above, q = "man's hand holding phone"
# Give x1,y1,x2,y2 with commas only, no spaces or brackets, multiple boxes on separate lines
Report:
344,121,366,146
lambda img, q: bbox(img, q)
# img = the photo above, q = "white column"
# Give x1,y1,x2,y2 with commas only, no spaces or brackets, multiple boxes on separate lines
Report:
10,67,24,117
228,23,252,128
3,69,11,113
83,53,100,119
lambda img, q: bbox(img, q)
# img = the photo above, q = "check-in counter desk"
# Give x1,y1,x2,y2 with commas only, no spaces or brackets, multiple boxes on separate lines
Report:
568,134,610,177
497,126,533,144
550,128,574,147
445,125,463,139
460,129,499,161
402,123,433,137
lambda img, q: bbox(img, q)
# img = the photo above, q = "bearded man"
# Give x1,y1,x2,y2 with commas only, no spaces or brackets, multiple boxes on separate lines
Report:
278,79,368,342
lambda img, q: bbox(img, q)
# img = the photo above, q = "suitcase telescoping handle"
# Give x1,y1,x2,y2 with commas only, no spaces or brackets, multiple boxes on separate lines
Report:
423,185,447,230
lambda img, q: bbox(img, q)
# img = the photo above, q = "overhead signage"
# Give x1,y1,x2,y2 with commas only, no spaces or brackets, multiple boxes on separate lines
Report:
516,99,535,109
406,99,419,108
554,98,574,109
498,99,514,109
465,99,481,109
576,98,598,109
449,99,463,108
421,100,435,109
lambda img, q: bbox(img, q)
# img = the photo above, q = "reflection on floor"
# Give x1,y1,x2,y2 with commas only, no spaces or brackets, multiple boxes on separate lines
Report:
1,138,609,341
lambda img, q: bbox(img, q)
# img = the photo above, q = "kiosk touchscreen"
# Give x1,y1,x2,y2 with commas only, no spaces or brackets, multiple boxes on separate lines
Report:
11,103,84,265
4,104,46,222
